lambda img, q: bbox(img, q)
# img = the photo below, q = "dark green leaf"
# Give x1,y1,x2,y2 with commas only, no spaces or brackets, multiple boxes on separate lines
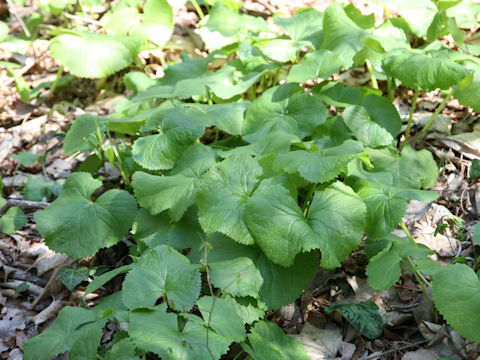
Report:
243,320,310,360
56,266,90,291
325,301,383,339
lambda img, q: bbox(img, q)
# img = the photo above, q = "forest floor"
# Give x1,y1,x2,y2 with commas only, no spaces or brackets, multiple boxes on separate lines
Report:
1,1,480,359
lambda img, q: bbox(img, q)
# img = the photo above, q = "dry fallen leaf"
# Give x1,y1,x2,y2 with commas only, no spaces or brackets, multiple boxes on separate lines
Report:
290,323,342,360
401,348,437,360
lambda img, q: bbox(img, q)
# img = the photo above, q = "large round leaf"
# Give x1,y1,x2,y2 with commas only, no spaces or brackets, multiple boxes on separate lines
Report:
49,30,141,78
305,182,366,269
243,83,326,143
122,245,201,311
432,264,480,343
34,173,137,258
382,51,471,91
129,308,230,360
343,105,393,147
245,183,315,266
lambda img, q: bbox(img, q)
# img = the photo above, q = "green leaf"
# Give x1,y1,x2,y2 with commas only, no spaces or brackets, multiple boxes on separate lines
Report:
275,8,324,47
321,3,367,67
0,21,8,42
205,235,318,309
393,0,437,37
197,155,262,245
56,266,90,291
11,152,42,167
104,338,139,360
361,95,402,138
475,160,480,179
255,251,319,310
133,144,217,220
23,307,98,360
273,140,363,183
85,264,133,295
223,295,266,324
356,181,407,240
123,72,157,92
23,178,64,201
245,183,314,266
209,257,263,298
134,54,209,101
260,39,310,63
305,182,366,269
344,3,375,29
34,173,137,258
197,296,247,342
348,146,438,190
190,102,248,136
69,326,103,360
129,307,230,360
132,107,206,170
312,81,362,107
243,320,310,360
16,282,29,293
366,235,431,289
343,105,394,147
432,263,480,343
63,114,105,156
197,2,267,50
130,0,173,46
49,30,140,78
325,301,383,339
134,169,196,220
104,7,140,36
454,70,480,111
131,209,171,248
399,145,438,189
122,245,201,311
243,83,326,143
0,206,27,235
288,49,344,82
382,51,471,91
445,0,480,27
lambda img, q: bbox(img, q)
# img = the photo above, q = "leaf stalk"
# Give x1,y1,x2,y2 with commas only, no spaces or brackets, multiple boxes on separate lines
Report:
405,89,420,141
418,89,453,140
365,59,378,90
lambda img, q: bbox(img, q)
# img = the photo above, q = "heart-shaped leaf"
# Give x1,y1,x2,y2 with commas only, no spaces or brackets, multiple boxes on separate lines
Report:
34,173,137,258
432,263,480,343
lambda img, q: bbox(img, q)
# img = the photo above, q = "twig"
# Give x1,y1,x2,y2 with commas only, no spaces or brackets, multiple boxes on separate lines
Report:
363,340,428,359
6,0,31,38
0,199,48,216
1,265,48,287
63,13,103,27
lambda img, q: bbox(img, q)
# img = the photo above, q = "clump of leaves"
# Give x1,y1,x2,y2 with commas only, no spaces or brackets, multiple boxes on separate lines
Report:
22,1,480,358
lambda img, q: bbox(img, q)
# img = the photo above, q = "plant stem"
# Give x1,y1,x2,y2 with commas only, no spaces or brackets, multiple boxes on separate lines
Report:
48,65,64,100
400,220,416,246
418,89,452,139
302,183,316,215
406,256,438,322
387,76,395,101
401,220,438,321
405,89,419,141
365,59,378,90
233,351,244,360
190,0,205,19
105,131,132,187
